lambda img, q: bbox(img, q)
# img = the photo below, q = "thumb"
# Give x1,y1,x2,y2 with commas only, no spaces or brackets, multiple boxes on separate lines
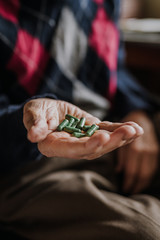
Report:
27,118,52,143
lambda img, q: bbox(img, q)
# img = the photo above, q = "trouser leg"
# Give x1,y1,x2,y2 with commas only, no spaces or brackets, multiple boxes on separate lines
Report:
0,156,160,240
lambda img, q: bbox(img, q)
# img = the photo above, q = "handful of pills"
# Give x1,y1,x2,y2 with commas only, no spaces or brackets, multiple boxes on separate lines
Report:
57,114,99,138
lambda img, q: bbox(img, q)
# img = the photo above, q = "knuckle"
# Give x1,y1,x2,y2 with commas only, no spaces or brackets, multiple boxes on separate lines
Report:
152,145,159,154
126,168,137,178
130,145,141,154
127,171,137,178
139,171,152,181
142,148,158,156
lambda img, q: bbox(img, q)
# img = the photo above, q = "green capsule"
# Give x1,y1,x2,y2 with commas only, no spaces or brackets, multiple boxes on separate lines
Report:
82,125,91,131
64,126,81,133
57,119,69,131
71,119,80,128
77,117,86,129
65,114,79,121
72,132,86,138
67,118,75,127
86,124,99,137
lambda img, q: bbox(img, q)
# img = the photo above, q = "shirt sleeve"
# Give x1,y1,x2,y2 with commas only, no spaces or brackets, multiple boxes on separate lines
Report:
0,93,57,174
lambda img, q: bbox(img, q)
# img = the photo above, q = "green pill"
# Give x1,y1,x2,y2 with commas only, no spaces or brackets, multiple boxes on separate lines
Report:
86,124,99,137
64,126,81,133
77,117,86,129
82,125,91,131
71,119,79,128
67,118,75,127
65,114,79,122
57,119,69,131
72,132,86,138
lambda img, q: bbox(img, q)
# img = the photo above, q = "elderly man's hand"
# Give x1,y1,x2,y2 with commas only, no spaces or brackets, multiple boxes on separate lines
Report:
23,98,143,160
116,111,159,194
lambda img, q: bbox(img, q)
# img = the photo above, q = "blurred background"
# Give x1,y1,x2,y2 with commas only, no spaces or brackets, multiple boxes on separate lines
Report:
120,0,160,100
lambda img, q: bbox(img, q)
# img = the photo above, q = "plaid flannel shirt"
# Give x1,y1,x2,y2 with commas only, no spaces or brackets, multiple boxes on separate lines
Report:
0,0,155,173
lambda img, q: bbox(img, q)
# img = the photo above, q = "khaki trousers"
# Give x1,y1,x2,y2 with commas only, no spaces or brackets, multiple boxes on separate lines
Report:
0,153,160,240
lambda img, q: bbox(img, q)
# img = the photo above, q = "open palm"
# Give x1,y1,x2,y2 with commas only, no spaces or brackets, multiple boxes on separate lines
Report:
23,98,143,160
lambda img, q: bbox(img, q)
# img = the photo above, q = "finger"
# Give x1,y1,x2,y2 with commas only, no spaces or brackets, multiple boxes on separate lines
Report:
98,121,124,131
38,130,109,159
78,124,139,160
23,111,35,131
77,124,140,160
132,178,150,195
116,146,126,173
27,118,52,143
122,121,144,136
132,155,158,194
99,121,144,136
38,124,139,160
38,126,131,160
113,124,136,140
86,130,128,160
122,148,141,193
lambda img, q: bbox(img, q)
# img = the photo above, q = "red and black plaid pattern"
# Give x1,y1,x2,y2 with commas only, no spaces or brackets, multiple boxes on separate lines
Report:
0,0,119,103
0,0,60,97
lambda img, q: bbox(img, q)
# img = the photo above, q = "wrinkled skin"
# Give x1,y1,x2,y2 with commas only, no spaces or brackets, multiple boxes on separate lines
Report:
117,111,159,194
23,98,144,160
